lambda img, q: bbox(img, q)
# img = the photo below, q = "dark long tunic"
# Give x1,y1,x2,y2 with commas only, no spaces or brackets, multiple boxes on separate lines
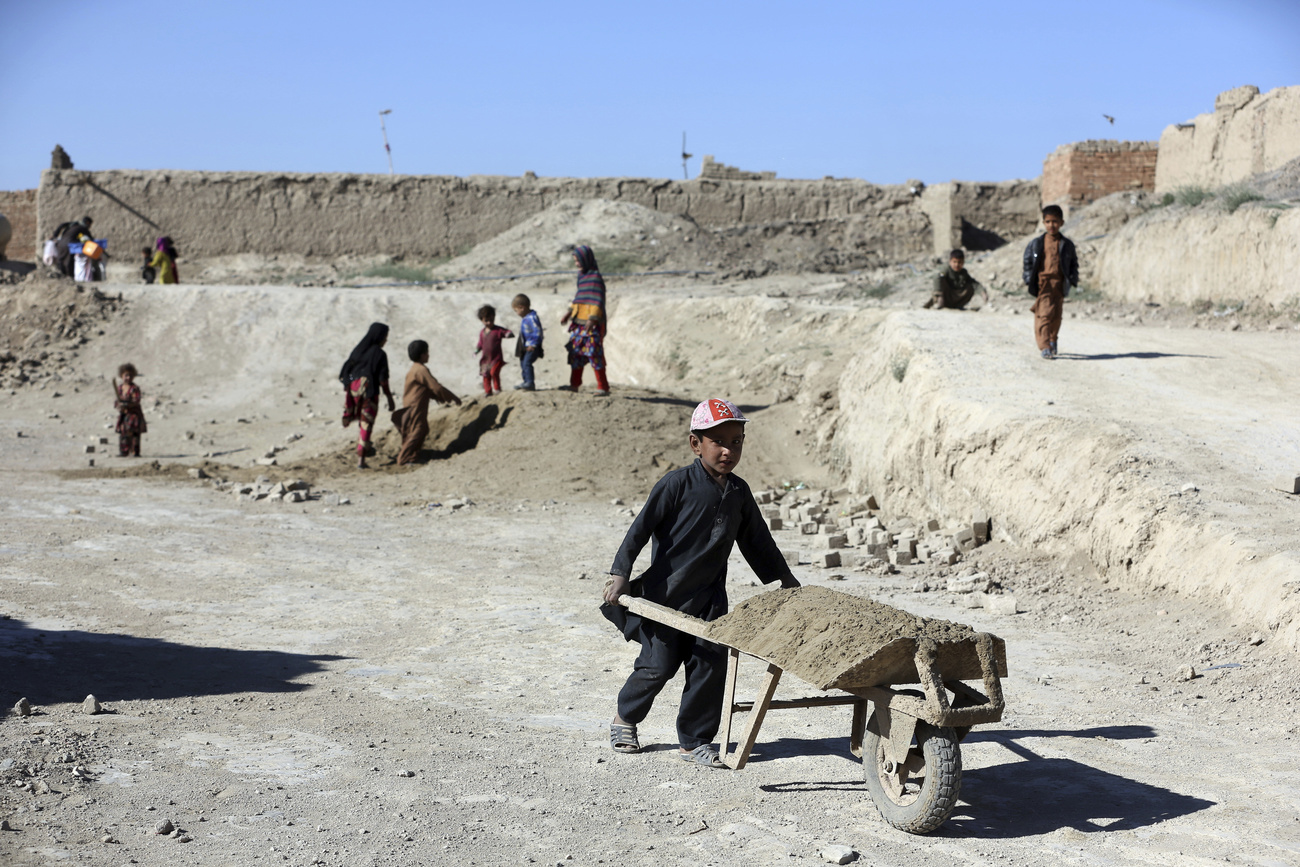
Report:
604,459,794,638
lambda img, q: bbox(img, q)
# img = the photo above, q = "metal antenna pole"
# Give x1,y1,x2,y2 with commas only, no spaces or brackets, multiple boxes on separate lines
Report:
681,132,692,180
379,109,394,175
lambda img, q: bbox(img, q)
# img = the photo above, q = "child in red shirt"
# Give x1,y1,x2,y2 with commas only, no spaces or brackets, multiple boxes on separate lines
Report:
474,305,515,396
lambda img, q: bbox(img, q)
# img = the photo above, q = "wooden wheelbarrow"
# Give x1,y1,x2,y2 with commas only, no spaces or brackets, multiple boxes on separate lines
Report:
616,595,1007,834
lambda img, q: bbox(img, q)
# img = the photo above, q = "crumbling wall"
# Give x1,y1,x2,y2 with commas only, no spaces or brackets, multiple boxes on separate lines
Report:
919,179,1042,255
36,169,1042,266
1155,85,1300,193
0,189,39,260
1042,140,1158,212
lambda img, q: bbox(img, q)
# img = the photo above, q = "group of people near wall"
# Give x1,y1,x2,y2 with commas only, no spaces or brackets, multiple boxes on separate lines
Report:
42,215,181,285
337,244,612,469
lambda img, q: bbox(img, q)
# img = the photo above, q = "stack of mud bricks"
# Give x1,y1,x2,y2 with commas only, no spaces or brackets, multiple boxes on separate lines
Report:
752,487,992,570
1041,140,1158,212
698,155,777,182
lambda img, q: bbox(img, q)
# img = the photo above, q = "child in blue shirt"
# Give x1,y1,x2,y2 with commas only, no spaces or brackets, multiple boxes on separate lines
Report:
512,293,544,391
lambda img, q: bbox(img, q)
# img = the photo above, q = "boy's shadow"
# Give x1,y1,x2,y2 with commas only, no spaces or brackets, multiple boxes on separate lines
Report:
415,404,507,462
1058,351,1216,361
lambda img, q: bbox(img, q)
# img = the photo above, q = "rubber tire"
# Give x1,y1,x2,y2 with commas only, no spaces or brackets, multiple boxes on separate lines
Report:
862,721,962,834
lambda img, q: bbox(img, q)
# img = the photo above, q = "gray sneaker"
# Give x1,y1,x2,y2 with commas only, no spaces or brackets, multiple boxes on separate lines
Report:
513,383,534,391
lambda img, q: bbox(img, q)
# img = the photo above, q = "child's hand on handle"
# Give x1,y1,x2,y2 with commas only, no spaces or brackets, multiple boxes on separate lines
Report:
603,573,631,605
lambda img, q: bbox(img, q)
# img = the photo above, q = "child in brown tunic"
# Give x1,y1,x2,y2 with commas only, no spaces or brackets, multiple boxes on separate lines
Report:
1022,205,1079,359
393,340,461,465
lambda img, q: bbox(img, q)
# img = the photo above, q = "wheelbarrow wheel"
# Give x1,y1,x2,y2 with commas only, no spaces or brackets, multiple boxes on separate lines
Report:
863,721,961,834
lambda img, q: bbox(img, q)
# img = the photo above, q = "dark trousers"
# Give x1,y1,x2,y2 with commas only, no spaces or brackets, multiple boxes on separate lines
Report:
617,623,726,750
520,348,538,388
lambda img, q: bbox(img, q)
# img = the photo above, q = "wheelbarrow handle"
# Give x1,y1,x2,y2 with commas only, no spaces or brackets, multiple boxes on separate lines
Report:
615,595,713,641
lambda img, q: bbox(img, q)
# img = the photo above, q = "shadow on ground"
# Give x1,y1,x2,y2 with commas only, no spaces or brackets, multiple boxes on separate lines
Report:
1061,351,1217,361
755,724,1213,838
0,618,344,710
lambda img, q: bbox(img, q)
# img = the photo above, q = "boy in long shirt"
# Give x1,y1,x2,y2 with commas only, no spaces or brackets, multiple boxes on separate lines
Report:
601,398,800,767
1022,205,1079,359
393,340,461,465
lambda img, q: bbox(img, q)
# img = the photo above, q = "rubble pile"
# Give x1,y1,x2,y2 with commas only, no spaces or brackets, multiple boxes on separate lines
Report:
753,486,991,572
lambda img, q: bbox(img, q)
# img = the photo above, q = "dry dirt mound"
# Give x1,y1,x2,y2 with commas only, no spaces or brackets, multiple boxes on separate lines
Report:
430,197,929,284
198,388,717,503
0,269,125,388
431,198,722,279
708,586,982,689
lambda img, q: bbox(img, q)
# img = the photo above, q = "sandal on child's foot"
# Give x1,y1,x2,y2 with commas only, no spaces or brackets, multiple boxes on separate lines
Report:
678,744,726,768
610,722,641,754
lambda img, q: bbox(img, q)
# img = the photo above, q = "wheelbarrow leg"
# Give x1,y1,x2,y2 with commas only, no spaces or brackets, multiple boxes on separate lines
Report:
724,662,782,770
850,699,869,759
719,647,740,765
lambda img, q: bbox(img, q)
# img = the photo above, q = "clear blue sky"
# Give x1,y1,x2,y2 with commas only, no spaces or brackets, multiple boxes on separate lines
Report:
2,0,1297,191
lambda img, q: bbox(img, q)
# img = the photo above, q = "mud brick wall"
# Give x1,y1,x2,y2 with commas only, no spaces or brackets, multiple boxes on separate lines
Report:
35,169,940,262
36,169,1044,264
0,189,39,260
1041,140,1158,210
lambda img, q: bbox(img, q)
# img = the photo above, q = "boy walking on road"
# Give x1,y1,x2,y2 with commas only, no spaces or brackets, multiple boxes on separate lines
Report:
1023,205,1079,359
601,399,800,768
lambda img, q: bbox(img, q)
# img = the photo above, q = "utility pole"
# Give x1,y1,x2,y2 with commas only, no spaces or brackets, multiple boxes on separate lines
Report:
681,132,692,180
379,109,394,175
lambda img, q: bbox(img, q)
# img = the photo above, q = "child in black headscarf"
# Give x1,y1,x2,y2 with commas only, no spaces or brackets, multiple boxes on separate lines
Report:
339,322,396,469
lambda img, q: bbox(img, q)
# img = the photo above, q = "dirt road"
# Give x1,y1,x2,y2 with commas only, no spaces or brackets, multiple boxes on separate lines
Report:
2,279,1298,866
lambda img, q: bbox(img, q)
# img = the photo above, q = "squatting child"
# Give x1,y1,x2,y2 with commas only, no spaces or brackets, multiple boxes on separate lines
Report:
924,248,988,310
601,398,800,767
474,305,514,396
1022,205,1079,359
113,363,147,457
392,339,461,465
511,294,544,391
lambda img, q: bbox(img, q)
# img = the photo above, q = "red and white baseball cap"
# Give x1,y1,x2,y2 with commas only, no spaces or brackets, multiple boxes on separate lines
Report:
691,398,749,431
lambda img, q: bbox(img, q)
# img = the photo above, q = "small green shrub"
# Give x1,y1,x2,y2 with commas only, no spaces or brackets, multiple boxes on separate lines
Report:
859,280,896,300
598,250,648,274
890,355,909,383
1219,183,1264,214
1174,186,1214,207
361,262,431,282
1160,192,1175,206
1069,284,1105,303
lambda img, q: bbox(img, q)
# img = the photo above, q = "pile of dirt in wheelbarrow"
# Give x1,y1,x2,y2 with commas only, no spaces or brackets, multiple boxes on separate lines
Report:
708,586,983,690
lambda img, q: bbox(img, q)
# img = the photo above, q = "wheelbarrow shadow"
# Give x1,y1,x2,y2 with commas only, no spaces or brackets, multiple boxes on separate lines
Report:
945,725,1213,838
757,725,1214,838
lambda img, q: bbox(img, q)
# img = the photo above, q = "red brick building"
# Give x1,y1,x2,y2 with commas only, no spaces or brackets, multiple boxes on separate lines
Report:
1041,140,1158,213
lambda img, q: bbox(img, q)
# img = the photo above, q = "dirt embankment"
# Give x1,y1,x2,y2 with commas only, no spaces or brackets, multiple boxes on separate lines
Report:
832,310,1300,650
